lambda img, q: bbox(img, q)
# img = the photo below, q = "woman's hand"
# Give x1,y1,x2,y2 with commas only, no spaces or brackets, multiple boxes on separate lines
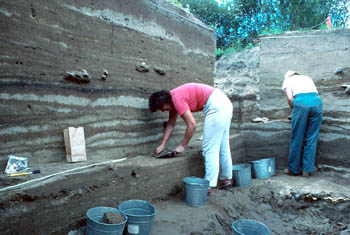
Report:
173,144,185,155
156,144,165,154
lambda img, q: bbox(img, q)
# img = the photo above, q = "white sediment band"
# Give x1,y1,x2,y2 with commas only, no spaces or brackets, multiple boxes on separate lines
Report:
0,158,127,193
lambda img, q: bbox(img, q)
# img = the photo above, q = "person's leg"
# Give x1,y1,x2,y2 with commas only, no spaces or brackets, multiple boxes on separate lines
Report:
288,101,309,175
202,112,223,188
218,108,233,181
202,90,232,188
302,102,322,173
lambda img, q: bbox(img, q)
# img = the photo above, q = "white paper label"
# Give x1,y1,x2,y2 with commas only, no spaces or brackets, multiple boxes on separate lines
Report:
128,224,139,234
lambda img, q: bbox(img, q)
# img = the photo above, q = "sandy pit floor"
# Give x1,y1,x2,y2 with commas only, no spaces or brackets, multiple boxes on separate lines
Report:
70,165,350,235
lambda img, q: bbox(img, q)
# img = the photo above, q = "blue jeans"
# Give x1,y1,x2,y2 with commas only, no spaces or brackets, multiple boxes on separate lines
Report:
288,93,322,174
202,89,233,187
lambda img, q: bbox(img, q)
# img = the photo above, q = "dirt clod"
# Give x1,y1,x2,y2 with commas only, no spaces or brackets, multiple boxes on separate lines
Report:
103,212,125,224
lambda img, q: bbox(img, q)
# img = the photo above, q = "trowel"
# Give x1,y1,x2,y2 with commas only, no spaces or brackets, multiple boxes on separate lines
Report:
156,151,179,159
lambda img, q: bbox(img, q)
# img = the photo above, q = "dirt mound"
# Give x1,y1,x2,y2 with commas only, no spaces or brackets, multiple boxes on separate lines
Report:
151,168,350,234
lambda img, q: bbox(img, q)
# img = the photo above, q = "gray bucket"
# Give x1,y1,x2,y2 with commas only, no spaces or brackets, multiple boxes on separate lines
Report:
232,219,271,235
117,200,156,235
183,176,209,207
262,157,276,176
86,207,127,235
232,164,252,187
250,159,270,179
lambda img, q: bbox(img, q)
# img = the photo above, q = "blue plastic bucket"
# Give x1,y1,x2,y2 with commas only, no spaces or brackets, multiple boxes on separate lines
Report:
86,207,127,235
262,157,276,176
117,200,156,235
232,219,271,235
232,164,252,187
183,176,209,207
250,159,270,179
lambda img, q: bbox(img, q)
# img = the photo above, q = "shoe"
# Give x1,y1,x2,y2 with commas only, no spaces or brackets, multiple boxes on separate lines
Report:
217,179,232,189
207,188,215,196
284,168,299,176
302,171,311,177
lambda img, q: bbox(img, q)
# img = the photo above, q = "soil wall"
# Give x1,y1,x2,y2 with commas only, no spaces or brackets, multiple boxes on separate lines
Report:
216,29,350,167
259,29,350,166
0,0,216,167
0,1,216,234
1,1,350,234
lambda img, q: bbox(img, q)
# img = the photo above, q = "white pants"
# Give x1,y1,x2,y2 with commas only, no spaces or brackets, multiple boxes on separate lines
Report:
202,89,233,187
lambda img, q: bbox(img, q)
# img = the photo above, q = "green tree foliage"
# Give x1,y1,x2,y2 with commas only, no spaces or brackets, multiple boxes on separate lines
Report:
178,0,239,48
175,0,349,56
277,0,346,30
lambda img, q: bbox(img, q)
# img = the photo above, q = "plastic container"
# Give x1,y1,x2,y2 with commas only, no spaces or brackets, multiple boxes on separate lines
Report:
250,159,270,179
232,219,271,235
117,200,156,235
183,176,209,207
232,164,252,187
263,157,276,176
86,207,127,235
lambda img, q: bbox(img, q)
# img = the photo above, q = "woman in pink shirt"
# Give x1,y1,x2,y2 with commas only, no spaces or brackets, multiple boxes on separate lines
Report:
149,83,233,195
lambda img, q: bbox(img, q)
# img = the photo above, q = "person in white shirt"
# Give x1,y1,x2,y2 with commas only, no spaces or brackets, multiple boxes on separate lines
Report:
281,71,323,177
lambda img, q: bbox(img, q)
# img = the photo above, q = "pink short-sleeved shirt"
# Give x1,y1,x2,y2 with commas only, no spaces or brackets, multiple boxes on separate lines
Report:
170,83,215,116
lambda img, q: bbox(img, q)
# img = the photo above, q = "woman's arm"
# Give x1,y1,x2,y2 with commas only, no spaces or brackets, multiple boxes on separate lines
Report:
174,110,196,154
285,87,294,108
156,109,178,154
